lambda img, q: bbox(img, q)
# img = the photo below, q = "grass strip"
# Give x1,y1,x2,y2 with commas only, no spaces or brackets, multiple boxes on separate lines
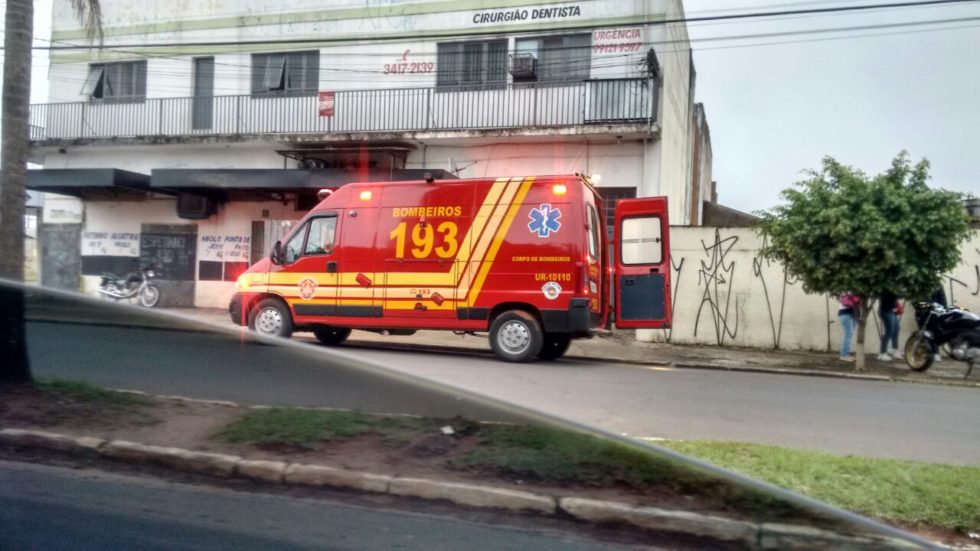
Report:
449,424,803,520
659,440,980,532
450,424,685,487
215,407,435,449
35,379,152,408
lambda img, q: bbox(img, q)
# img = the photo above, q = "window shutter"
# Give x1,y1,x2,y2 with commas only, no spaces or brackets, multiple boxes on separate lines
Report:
81,65,104,96
437,43,461,87
134,61,147,100
462,42,483,84
486,40,507,84
262,54,286,90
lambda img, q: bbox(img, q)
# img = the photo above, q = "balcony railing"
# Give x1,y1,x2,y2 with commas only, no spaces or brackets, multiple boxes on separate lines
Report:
29,78,657,142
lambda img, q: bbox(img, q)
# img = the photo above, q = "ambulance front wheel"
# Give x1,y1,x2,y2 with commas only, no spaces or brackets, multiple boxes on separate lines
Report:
489,310,543,363
248,298,294,339
314,326,352,346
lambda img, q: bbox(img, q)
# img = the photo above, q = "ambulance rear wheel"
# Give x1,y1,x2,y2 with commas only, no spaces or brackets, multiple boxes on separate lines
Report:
489,310,543,363
314,326,351,346
248,298,294,339
537,334,572,361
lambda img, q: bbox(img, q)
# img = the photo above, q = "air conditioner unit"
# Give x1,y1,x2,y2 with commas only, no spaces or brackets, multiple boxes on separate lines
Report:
176,193,217,220
508,53,537,78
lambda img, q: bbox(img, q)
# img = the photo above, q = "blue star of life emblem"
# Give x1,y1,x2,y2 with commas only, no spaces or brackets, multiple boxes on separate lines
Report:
528,204,562,238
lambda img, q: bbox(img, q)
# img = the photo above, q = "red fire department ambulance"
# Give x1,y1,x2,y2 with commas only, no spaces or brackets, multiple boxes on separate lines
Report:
230,174,671,362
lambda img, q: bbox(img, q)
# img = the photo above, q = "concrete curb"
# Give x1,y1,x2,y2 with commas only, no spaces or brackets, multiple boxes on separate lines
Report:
0,427,921,549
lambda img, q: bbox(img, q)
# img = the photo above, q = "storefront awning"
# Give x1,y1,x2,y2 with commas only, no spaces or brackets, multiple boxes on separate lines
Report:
26,169,157,199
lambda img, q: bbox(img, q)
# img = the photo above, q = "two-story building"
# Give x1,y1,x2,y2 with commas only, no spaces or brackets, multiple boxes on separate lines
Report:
28,0,713,308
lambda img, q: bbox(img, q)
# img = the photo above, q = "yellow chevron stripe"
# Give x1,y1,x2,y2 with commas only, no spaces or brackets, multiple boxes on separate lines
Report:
465,177,534,307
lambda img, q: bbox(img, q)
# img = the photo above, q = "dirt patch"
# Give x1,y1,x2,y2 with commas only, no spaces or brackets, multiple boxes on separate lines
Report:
0,384,159,430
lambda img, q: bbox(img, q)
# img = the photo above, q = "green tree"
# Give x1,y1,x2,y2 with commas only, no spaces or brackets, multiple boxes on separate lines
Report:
758,152,973,371
0,0,101,384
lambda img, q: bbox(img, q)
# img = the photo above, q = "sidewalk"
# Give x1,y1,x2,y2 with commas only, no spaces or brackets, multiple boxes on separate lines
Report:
175,308,980,388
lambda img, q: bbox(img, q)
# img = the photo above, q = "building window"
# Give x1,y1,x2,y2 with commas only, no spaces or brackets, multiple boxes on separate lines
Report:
512,34,590,83
437,40,507,88
81,61,147,102
596,187,637,240
251,51,319,97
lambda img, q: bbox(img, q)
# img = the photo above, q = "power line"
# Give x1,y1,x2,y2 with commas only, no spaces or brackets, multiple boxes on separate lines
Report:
693,19,980,51
34,0,980,51
36,13,980,65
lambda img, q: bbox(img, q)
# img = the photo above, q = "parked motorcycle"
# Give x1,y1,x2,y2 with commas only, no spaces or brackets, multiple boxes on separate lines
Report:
98,267,161,308
904,302,980,378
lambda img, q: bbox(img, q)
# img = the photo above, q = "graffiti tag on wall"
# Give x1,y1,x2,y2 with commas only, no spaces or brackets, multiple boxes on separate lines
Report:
694,229,739,345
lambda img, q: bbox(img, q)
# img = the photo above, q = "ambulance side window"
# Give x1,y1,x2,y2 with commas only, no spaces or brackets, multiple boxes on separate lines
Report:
304,216,337,256
586,204,600,260
283,223,307,264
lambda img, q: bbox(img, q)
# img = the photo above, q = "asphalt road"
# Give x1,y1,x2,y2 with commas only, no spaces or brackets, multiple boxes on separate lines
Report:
25,321,980,465
0,460,639,551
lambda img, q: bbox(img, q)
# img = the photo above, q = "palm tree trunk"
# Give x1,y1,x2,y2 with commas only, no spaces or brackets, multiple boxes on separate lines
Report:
0,0,34,384
0,0,32,279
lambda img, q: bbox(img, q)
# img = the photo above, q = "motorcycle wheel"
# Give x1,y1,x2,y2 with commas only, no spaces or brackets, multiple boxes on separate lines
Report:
904,333,934,372
139,285,161,308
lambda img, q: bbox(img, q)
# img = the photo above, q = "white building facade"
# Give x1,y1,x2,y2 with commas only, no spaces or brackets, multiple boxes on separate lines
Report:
29,0,711,308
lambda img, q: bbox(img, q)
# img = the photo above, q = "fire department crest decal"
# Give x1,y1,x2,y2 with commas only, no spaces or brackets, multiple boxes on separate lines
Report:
298,278,317,299
541,281,562,300
528,204,561,238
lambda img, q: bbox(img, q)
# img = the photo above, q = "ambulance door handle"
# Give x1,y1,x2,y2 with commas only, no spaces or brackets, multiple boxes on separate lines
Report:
326,261,338,273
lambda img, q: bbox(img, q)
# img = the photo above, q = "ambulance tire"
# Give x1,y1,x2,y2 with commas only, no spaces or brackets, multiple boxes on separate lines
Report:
248,298,294,339
313,326,352,346
537,334,572,361
489,310,543,363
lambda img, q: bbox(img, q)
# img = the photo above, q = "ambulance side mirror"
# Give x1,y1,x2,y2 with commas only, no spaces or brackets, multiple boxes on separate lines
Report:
270,241,283,265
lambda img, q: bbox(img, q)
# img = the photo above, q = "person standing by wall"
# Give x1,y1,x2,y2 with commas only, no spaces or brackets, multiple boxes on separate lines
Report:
892,299,904,358
928,286,948,362
877,291,900,361
838,293,861,362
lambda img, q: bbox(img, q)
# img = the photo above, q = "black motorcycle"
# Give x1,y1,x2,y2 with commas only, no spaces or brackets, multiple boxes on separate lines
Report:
98,266,161,308
904,302,980,378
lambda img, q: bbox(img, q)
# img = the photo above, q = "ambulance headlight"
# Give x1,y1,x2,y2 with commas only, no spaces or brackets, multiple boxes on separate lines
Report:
236,274,251,290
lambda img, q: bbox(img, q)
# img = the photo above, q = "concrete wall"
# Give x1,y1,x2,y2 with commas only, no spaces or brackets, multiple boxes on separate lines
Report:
639,227,980,352
412,141,648,187
688,103,712,225
656,0,695,225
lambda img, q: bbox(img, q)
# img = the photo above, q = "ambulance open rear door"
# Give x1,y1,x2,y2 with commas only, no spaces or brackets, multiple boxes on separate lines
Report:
612,197,671,329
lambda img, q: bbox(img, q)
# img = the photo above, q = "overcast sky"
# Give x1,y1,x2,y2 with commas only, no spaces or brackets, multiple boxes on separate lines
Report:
684,0,980,212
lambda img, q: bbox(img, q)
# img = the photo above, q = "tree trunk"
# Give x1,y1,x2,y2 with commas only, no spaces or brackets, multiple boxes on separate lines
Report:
0,0,32,279
854,298,871,372
0,0,34,384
